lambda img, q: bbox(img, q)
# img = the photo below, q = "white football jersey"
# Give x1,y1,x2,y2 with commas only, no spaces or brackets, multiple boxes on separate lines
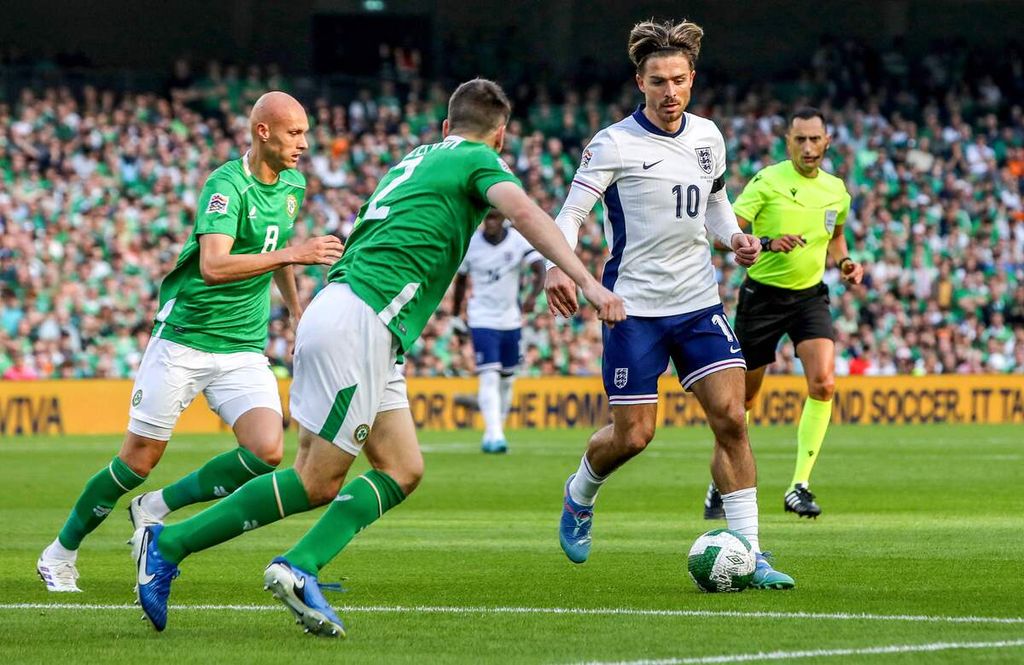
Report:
572,107,727,316
459,226,541,330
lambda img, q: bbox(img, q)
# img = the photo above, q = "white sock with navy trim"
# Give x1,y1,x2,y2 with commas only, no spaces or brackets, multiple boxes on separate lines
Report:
568,454,607,506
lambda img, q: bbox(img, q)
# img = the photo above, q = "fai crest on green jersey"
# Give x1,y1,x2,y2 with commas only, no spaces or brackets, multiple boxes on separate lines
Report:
824,209,838,234
286,194,298,218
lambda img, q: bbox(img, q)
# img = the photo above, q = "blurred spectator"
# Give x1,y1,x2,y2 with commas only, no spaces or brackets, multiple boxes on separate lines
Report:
2,41,1024,379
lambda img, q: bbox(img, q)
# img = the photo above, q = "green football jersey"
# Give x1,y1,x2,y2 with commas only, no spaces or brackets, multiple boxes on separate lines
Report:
733,160,851,290
328,136,521,352
154,154,305,353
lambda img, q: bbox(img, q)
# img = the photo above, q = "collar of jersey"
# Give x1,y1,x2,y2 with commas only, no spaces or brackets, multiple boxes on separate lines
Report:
241,150,281,188
632,105,687,138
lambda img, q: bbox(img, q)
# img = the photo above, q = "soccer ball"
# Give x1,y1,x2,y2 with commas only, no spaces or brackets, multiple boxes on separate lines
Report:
687,528,756,593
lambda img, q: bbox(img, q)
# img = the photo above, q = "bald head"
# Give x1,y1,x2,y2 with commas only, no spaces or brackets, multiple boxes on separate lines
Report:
248,91,309,175
250,91,305,136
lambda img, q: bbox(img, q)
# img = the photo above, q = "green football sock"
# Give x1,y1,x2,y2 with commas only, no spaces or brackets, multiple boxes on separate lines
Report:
162,447,276,511
283,470,405,575
58,456,145,549
157,468,310,564
791,396,833,490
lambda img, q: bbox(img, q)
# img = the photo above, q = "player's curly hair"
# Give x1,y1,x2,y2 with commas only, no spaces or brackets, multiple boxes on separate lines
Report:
628,19,704,73
448,78,512,136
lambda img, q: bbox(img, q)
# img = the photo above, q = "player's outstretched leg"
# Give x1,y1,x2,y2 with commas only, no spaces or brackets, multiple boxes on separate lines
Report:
693,367,795,590
264,558,346,638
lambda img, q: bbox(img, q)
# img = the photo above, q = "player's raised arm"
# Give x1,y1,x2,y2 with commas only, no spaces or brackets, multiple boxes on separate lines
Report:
485,181,625,325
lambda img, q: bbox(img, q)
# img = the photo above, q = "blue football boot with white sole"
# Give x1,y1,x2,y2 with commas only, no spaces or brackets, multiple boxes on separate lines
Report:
752,552,795,590
263,557,346,638
133,525,180,631
558,474,594,564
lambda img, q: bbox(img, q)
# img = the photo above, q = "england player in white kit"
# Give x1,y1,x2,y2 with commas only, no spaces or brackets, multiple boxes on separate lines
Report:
453,212,544,453
546,19,794,588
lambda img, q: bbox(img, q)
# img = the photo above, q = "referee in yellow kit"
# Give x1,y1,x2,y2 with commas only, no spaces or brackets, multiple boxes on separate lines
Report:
705,107,864,519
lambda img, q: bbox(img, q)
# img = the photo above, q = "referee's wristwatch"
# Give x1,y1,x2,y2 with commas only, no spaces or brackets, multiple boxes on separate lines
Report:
759,236,773,253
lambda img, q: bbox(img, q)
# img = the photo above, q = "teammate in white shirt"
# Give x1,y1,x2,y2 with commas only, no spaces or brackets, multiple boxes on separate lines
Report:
453,211,544,453
546,19,794,588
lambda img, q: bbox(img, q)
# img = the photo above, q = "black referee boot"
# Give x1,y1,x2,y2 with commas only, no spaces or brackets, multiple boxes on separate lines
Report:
783,484,822,518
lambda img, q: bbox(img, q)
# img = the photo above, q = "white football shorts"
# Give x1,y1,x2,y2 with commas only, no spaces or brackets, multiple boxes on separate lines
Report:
289,282,408,456
127,337,282,440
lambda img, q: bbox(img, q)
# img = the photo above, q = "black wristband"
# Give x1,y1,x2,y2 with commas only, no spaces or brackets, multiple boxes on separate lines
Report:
838,256,853,269
760,236,773,253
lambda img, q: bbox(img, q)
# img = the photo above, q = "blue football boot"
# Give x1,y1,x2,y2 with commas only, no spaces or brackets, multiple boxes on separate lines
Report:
481,438,508,454
752,552,795,590
558,474,594,564
133,525,180,631
263,557,346,638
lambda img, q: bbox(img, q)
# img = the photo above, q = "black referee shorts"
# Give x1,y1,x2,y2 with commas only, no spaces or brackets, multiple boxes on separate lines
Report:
733,278,835,370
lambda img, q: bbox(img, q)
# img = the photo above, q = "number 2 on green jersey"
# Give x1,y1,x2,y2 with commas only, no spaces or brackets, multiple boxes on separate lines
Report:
363,156,424,221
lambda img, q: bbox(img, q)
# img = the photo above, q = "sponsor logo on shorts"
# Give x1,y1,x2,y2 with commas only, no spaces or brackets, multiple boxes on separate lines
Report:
132,389,143,407
206,193,230,214
286,194,298,218
354,424,371,443
730,345,742,354
613,367,628,389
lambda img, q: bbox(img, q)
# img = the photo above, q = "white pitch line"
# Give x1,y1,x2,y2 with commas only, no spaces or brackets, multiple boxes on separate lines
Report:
577,639,1024,665
1,603,1023,625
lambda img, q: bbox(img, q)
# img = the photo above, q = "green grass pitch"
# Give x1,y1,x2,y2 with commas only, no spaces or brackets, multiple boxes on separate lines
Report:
2,424,1022,664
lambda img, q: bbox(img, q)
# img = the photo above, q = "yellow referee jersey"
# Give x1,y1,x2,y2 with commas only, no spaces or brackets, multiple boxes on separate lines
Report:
732,160,851,290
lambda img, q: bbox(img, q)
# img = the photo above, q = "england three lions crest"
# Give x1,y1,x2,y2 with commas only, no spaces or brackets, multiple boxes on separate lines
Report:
613,367,629,389
695,146,714,175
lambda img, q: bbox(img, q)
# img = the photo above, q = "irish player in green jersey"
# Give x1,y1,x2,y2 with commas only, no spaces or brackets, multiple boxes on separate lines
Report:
37,92,344,592
134,78,624,635
704,107,864,520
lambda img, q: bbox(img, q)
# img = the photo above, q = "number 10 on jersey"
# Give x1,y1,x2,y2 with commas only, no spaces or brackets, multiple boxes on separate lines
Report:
672,184,700,219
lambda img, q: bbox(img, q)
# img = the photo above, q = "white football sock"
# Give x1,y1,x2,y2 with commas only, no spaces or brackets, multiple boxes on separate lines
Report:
499,373,515,423
141,490,171,520
478,369,503,441
44,538,77,561
568,454,607,506
721,487,760,554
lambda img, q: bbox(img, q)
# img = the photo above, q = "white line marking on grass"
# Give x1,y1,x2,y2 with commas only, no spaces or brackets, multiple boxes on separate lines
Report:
576,639,1024,665
2,603,1024,625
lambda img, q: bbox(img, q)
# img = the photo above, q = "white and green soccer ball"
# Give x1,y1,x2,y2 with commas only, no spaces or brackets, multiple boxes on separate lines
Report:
687,528,756,593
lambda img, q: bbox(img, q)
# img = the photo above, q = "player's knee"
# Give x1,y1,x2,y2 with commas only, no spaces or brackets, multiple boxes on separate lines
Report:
618,423,655,456
119,432,166,476
808,375,835,401
710,403,747,446
390,459,425,496
242,431,284,467
301,473,346,506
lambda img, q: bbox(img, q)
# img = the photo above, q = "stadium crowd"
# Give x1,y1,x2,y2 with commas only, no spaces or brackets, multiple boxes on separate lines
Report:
2,40,1024,380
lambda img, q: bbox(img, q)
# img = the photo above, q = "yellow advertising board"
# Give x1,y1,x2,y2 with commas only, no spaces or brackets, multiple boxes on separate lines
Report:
2,375,1024,436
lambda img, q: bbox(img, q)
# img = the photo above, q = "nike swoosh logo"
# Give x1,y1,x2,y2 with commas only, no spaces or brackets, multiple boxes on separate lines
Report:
642,160,663,170
743,287,755,293
137,530,154,586
730,346,742,353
